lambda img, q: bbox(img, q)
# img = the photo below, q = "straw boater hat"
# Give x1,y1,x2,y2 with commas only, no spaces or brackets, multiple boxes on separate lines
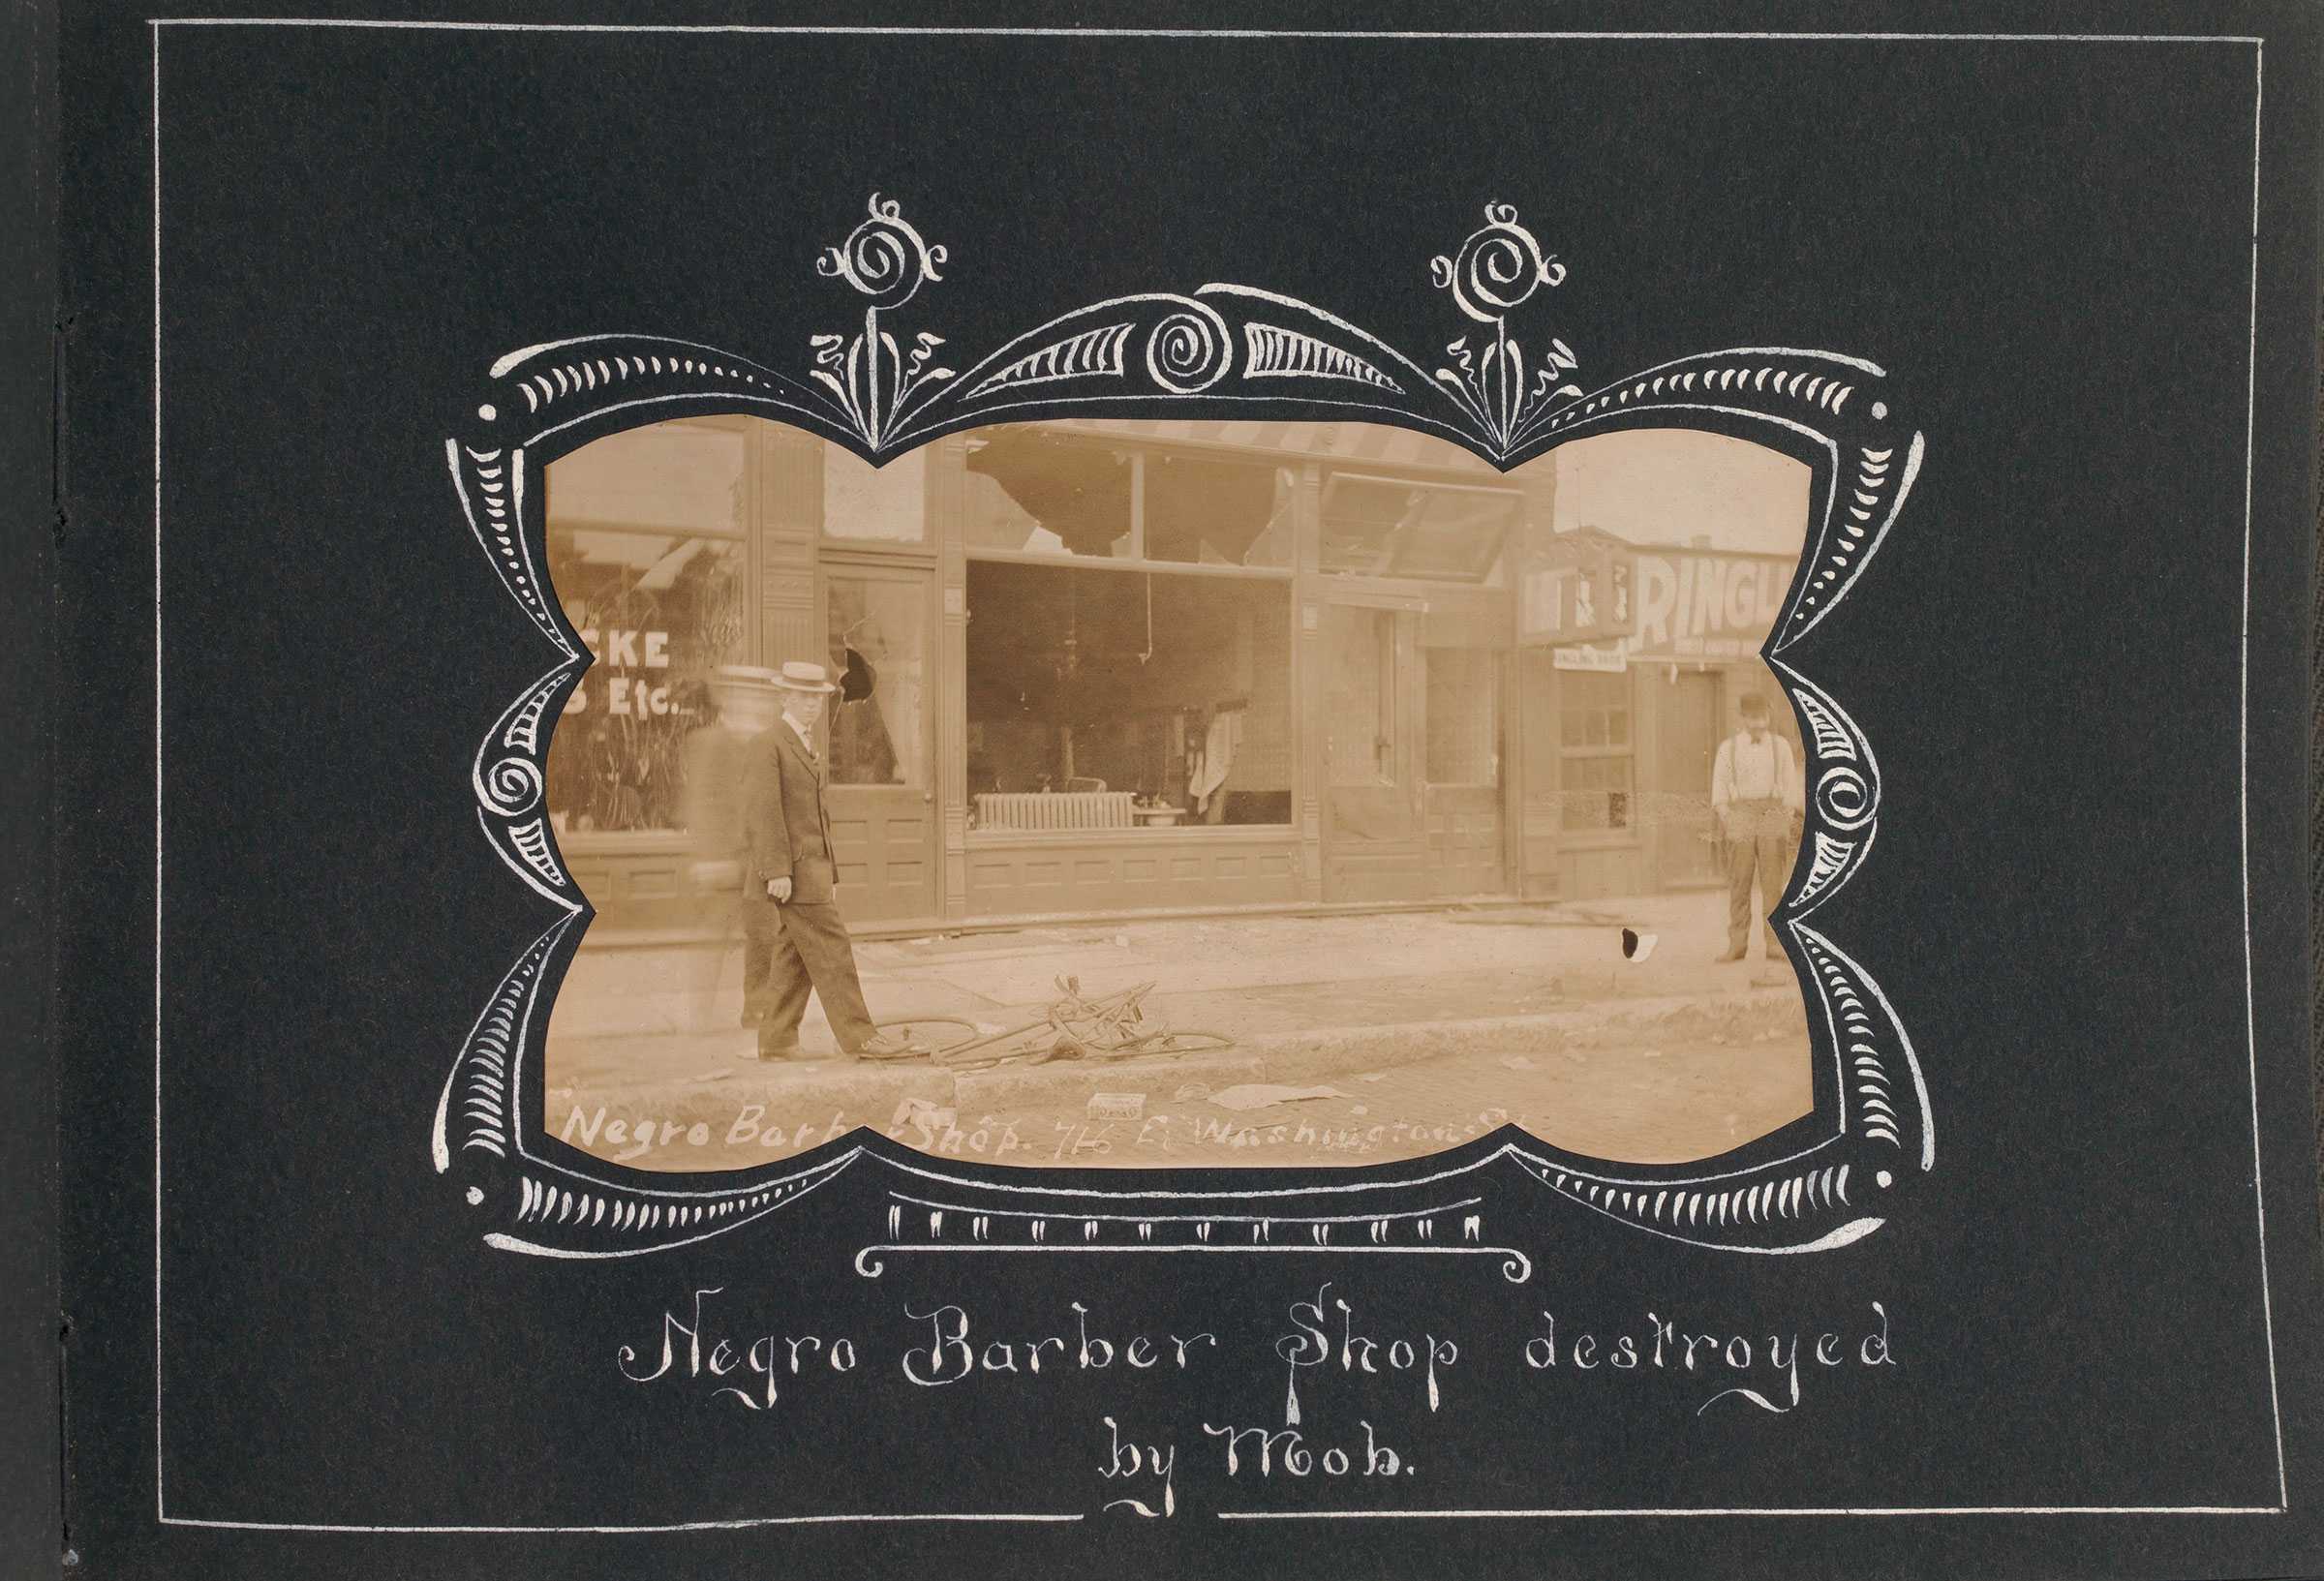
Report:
770,659,840,694
709,664,781,692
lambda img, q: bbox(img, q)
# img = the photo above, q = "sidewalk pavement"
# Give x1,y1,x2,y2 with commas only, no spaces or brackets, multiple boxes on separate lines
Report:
541,894,1814,1170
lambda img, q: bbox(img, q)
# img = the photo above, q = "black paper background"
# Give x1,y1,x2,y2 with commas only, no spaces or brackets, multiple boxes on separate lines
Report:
51,5,2324,1577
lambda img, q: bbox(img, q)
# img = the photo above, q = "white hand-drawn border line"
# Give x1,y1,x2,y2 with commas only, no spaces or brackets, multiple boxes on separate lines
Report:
147,19,2284,1532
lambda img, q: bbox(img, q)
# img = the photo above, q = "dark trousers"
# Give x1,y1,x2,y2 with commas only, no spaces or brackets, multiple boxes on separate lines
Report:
734,896,775,1025
747,900,878,1050
1725,801,1790,956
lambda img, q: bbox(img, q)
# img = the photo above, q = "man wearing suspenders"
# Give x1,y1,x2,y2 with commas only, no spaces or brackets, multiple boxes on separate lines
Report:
1710,692,1806,964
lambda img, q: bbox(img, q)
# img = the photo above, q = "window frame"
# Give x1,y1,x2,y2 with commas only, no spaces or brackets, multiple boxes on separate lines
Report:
962,433,1298,580
821,561,934,791
1555,667,1638,841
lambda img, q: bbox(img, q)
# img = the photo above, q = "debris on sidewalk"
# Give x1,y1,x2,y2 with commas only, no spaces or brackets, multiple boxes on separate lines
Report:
891,1097,957,1135
1499,1053,1537,1071
889,976,1236,1072
1208,1082,1349,1111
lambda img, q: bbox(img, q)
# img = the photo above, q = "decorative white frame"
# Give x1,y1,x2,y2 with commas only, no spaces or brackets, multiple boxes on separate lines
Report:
438,194,1930,1267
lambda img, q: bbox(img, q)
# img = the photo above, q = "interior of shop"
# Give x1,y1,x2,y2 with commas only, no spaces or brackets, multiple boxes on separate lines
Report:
963,562,1293,829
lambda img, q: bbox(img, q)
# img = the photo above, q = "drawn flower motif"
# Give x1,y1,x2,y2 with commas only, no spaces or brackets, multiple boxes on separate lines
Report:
902,333,955,394
816,192,949,312
1430,201,1563,325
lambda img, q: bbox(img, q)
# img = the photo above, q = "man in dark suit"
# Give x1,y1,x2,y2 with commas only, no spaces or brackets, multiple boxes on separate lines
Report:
680,665,783,1029
742,660,917,1061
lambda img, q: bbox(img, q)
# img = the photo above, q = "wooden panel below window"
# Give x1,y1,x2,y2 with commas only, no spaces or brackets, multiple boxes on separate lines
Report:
965,833,1301,917
566,847,718,934
1425,788,1505,897
1323,835,1434,904
1561,844,1646,903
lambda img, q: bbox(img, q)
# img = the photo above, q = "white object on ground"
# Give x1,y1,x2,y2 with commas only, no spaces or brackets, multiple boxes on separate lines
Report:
1208,1082,1349,1111
1627,930,1660,961
1088,1091,1147,1120
1498,1054,1537,1071
892,1096,955,1130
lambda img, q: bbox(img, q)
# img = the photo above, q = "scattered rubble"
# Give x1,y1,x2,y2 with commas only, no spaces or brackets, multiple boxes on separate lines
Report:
1208,1082,1349,1111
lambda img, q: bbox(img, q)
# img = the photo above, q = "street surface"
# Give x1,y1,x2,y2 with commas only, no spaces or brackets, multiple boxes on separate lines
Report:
543,897,1813,1171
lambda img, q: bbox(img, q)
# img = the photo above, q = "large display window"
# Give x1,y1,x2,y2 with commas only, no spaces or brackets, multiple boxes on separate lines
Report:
542,528,747,837
1557,668,1635,832
963,429,1295,568
963,562,1293,831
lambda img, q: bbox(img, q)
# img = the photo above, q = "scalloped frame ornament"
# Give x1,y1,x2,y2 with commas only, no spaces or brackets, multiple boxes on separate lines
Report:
437,196,1930,1274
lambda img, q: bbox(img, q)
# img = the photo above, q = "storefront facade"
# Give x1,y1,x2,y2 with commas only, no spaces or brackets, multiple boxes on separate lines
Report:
542,415,1804,935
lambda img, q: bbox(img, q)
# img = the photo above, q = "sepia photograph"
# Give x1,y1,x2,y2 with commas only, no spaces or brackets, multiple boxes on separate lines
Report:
539,416,1817,1171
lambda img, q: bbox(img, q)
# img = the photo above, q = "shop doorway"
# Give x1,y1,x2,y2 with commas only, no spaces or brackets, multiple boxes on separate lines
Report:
822,560,940,926
1653,668,1725,888
1422,642,1506,897
1321,601,1511,902
1322,602,1428,902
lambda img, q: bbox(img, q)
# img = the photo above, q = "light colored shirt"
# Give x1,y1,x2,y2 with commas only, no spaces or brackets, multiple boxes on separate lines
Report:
784,714,817,758
1712,730,1803,811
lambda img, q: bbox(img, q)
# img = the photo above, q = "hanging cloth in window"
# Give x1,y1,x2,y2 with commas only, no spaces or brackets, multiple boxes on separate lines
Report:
1189,709,1243,816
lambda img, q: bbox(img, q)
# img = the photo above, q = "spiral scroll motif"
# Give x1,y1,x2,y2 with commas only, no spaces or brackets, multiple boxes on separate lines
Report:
1143,303,1233,394
1816,763,1874,833
478,755,544,817
815,193,948,311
